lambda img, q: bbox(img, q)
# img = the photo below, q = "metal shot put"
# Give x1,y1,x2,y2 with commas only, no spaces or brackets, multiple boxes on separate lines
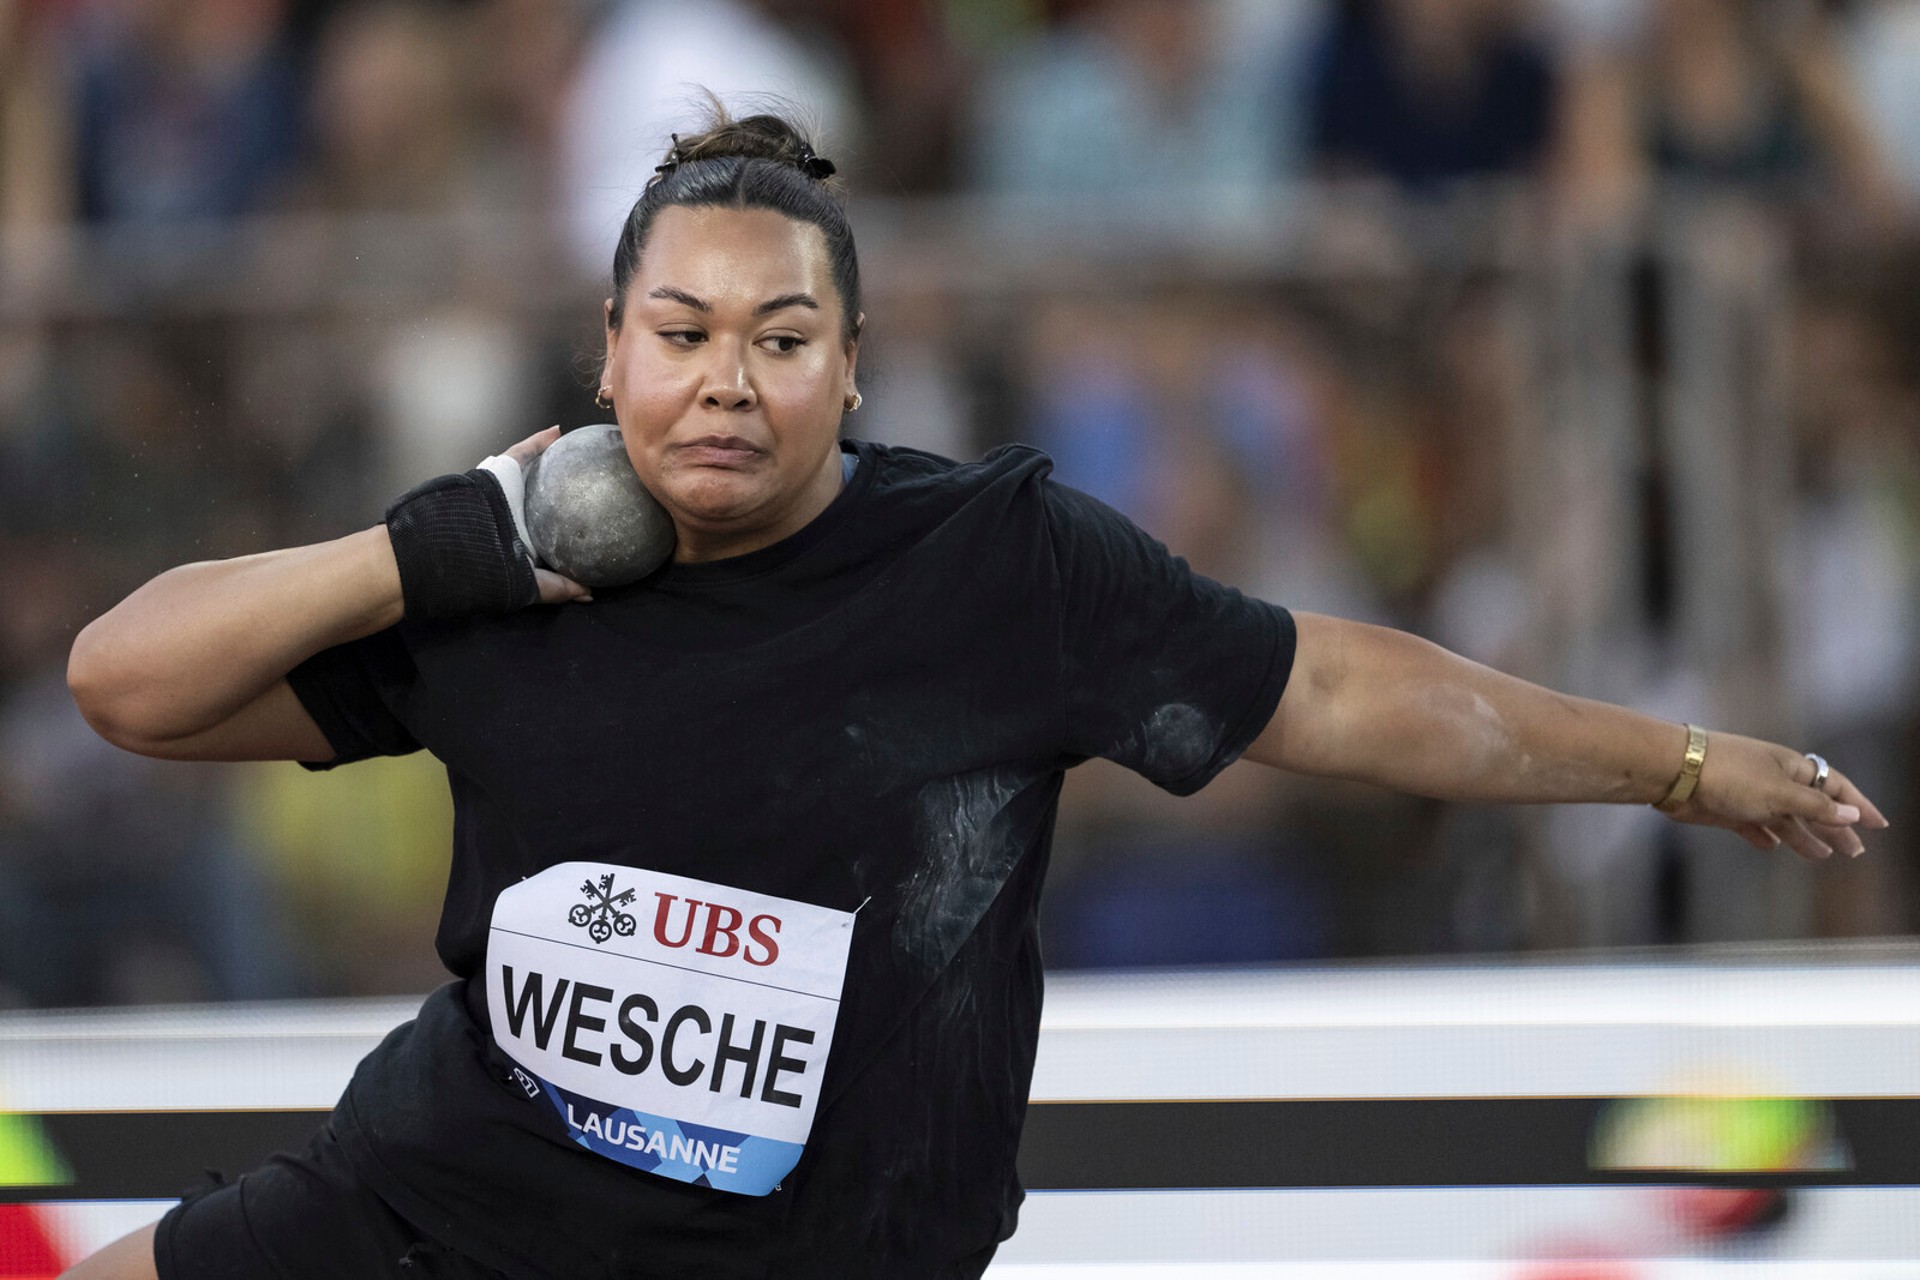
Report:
523,424,676,587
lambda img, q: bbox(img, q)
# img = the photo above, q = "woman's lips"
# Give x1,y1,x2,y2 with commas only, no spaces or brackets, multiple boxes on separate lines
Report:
677,438,764,467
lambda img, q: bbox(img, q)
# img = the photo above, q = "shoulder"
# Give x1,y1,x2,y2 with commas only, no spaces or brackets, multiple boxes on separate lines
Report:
860,441,1173,590
860,439,1052,484
849,441,1086,581
856,439,1057,515
859,439,1152,540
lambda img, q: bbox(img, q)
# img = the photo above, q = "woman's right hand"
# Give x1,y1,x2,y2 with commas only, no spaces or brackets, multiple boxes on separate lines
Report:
495,425,592,606
390,426,598,617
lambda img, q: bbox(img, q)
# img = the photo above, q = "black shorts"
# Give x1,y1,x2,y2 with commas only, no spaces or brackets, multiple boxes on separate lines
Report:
155,1121,511,1280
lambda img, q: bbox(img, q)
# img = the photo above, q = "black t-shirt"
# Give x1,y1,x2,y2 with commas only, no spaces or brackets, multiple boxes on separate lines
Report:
287,440,1295,1279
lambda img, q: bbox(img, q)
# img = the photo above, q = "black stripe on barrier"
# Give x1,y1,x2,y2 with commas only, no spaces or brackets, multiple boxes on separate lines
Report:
0,1099,1916,1201
1017,1099,1920,1190
6,1110,331,1202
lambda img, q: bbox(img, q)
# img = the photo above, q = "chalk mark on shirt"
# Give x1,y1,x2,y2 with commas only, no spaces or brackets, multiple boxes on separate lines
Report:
1109,701,1217,781
894,766,1028,969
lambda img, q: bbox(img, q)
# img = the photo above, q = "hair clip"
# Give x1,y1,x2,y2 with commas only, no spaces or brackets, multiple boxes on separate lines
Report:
796,144,836,180
654,133,683,175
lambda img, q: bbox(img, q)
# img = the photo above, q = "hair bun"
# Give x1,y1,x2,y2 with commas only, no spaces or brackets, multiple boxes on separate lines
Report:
654,108,837,183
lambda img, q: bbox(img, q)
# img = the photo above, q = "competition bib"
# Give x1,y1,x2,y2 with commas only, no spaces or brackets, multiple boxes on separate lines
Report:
486,861,856,1196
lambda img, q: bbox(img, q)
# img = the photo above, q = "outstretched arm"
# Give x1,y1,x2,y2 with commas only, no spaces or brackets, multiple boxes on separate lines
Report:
1244,612,1887,860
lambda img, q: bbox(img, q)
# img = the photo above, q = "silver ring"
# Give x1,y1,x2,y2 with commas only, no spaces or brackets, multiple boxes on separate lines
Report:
1805,753,1830,791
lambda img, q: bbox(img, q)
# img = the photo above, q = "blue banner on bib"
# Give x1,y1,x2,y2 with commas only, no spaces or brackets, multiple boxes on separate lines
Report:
536,1074,804,1195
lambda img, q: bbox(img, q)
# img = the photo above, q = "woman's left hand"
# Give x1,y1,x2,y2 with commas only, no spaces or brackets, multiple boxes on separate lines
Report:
1665,731,1889,861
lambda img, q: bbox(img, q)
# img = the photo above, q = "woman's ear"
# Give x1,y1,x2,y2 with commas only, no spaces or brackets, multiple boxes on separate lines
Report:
600,298,622,396
842,311,864,379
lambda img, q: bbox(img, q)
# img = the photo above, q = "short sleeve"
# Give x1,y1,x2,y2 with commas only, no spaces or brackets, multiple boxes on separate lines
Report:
1046,481,1295,794
284,625,423,771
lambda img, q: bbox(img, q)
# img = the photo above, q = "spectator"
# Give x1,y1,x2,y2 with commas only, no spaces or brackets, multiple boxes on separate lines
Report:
967,0,1309,222
766,0,973,193
279,0,501,216
68,0,304,224
1307,0,1562,192
462,0,591,208
1555,0,1903,225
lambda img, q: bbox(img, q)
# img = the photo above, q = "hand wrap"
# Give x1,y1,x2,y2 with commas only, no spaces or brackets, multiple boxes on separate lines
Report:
385,468,538,618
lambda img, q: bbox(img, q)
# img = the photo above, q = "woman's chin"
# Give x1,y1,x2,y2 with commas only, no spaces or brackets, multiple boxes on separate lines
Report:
657,471,768,529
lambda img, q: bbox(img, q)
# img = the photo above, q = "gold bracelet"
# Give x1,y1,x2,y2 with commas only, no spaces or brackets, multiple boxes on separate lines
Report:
1654,723,1708,813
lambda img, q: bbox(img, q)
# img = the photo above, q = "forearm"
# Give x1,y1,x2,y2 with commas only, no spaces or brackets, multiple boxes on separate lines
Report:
1249,613,1685,805
69,525,403,743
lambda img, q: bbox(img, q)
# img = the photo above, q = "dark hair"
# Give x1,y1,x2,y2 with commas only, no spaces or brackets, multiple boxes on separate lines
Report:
609,103,862,344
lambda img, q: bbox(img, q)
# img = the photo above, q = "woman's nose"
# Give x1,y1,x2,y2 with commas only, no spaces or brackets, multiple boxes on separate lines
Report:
700,345,756,411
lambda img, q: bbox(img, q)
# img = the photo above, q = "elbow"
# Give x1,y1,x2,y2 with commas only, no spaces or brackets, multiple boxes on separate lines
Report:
67,619,163,753
66,617,107,714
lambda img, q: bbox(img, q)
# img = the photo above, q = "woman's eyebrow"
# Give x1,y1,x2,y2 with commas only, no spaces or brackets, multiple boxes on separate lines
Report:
753,292,819,316
648,285,710,311
645,286,819,316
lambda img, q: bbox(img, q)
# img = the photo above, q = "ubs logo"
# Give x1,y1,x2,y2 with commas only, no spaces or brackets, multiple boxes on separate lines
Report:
569,873,637,944
652,893,783,967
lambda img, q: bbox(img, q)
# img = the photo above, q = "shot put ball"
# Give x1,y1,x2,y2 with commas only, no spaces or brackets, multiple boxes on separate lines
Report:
523,423,675,587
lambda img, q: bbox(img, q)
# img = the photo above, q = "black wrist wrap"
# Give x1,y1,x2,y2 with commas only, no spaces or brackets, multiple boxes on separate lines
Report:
385,469,538,618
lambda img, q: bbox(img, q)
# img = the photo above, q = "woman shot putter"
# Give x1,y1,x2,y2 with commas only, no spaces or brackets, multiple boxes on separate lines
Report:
64,105,1885,1279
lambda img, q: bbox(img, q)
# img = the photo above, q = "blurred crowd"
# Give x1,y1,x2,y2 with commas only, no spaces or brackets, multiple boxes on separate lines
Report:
1,0,1917,1007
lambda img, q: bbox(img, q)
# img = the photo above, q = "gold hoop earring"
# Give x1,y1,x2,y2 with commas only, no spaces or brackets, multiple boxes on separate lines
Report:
595,386,613,410
845,392,862,413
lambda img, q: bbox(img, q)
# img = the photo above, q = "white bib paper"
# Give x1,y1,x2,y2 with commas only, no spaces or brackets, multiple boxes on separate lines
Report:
486,862,856,1195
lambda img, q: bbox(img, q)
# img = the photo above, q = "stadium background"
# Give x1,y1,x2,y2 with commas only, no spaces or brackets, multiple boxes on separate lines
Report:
1,0,1918,1271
